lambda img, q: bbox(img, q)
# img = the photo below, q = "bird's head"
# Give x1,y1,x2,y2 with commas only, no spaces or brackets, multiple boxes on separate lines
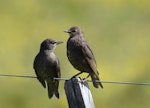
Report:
64,26,83,37
40,38,63,51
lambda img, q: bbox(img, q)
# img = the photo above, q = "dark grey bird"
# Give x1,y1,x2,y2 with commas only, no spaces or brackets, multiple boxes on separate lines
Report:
33,38,63,99
64,26,103,88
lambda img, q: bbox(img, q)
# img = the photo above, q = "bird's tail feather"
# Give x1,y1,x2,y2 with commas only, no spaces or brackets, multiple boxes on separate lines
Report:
47,81,54,99
47,80,59,99
54,80,59,99
90,73,103,88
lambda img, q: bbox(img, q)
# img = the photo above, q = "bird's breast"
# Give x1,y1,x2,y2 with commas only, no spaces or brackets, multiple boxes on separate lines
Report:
67,39,90,72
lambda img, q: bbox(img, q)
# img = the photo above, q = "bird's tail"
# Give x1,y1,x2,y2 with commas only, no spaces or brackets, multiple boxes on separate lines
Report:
90,72,103,88
54,80,59,99
47,80,59,99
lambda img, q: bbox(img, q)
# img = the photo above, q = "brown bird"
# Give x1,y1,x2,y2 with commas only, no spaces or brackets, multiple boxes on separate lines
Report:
33,38,63,99
64,26,103,88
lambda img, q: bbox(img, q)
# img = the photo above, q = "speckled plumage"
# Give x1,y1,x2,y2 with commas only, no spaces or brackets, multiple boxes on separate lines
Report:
65,26,103,88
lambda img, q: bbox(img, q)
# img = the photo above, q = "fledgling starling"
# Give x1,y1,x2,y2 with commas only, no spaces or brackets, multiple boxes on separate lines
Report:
64,26,103,88
33,38,63,99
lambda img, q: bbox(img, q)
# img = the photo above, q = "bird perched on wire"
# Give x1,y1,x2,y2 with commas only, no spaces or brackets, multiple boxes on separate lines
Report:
64,26,103,88
33,38,63,99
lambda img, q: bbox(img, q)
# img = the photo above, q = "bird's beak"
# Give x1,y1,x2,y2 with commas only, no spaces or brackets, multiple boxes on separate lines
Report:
64,29,71,33
56,41,63,45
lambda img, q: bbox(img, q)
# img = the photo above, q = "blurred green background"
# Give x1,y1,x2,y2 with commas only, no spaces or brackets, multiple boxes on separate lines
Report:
0,0,150,108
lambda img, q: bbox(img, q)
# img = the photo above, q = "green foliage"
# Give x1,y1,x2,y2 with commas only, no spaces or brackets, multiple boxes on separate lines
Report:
0,0,150,108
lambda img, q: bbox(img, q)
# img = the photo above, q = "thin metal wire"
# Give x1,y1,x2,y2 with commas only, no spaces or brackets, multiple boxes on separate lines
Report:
0,74,150,86
0,74,36,78
91,80,150,86
54,78,150,86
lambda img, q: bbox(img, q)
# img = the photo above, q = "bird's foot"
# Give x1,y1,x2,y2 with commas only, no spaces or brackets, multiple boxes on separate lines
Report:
77,78,87,84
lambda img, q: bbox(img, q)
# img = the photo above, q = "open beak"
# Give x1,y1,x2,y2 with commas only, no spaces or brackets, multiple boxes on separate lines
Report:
56,41,63,45
64,29,71,33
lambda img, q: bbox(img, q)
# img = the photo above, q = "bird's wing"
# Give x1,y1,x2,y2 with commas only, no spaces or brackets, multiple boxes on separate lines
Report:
81,41,99,75
33,55,46,88
56,60,61,79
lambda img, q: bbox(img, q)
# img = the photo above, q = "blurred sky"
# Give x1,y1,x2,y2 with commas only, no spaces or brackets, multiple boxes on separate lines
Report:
0,0,150,108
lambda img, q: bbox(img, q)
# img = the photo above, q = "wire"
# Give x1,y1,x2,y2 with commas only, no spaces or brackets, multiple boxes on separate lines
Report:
54,78,150,86
0,74,36,78
0,74,150,86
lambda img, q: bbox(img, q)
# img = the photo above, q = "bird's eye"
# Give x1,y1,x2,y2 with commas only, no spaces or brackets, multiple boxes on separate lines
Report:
50,42,55,44
71,30,76,32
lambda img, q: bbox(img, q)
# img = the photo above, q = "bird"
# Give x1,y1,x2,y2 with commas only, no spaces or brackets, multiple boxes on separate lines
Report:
64,26,103,88
33,38,63,99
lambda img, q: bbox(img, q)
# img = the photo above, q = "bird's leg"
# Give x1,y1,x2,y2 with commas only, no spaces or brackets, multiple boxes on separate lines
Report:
82,74,90,82
71,71,83,79
86,74,90,79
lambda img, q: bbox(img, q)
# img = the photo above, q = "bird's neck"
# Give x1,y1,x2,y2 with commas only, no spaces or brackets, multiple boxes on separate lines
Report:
40,49,54,55
69,34,85,42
